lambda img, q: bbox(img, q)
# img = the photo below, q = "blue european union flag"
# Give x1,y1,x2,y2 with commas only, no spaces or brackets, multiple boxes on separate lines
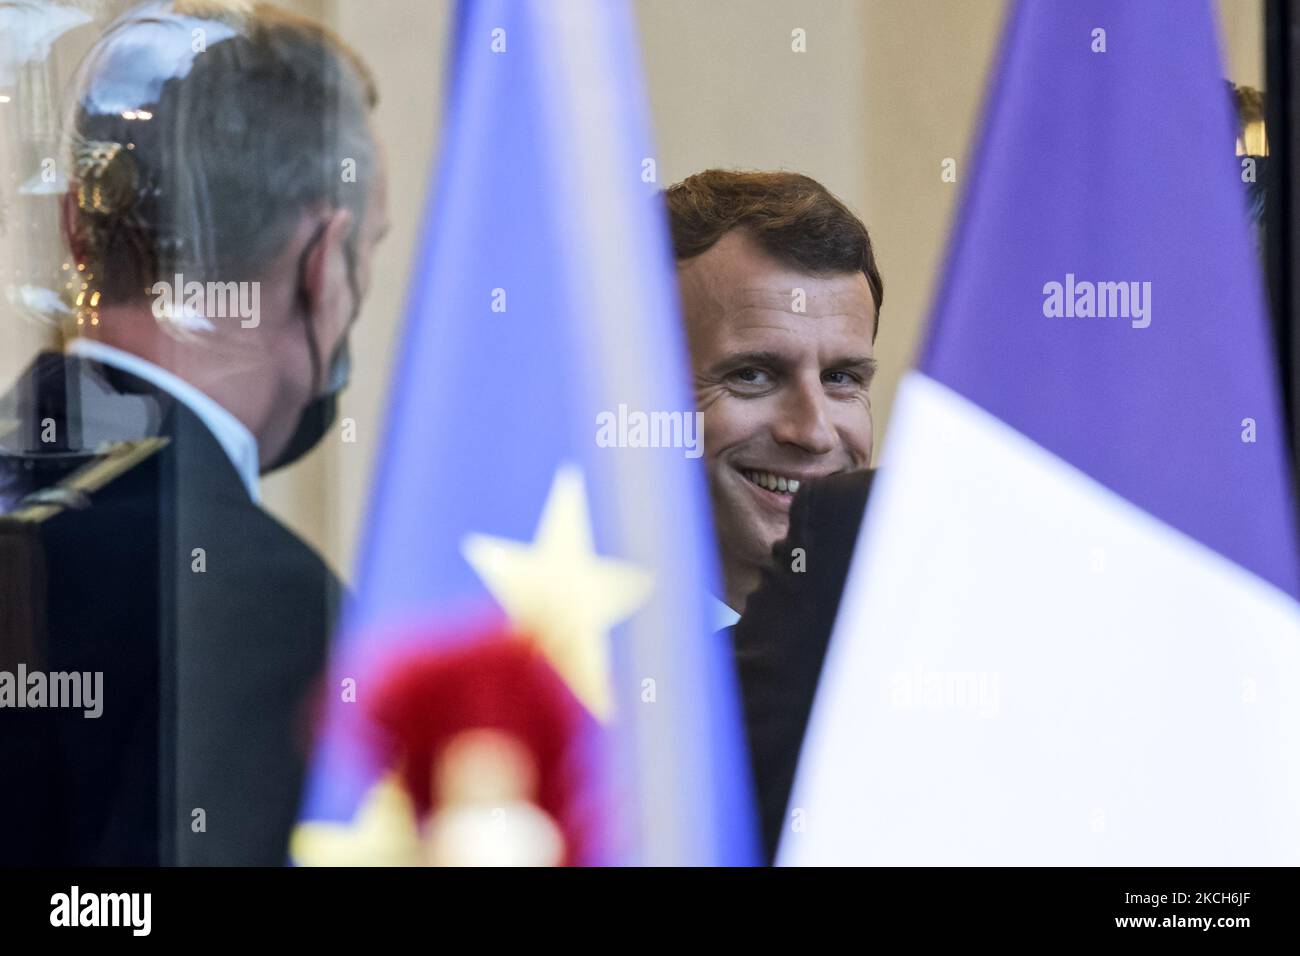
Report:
296,0,758,866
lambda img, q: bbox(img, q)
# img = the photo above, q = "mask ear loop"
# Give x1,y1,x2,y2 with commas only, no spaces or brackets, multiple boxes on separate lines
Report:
295,221,331,396
295,218,362,396
343,228,361,316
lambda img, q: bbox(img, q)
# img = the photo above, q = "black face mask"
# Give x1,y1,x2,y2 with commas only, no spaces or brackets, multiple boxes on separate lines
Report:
262,226,360,475
263,342,350,473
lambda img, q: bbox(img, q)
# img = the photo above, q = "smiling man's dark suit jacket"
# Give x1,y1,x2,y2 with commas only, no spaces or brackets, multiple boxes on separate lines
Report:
731,469,874,862
0,353,338,865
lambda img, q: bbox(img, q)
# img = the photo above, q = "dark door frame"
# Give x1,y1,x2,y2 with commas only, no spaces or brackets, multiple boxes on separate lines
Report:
1266,0,1300,478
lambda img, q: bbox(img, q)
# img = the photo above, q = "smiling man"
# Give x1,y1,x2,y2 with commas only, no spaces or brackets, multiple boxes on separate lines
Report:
666,170,883,616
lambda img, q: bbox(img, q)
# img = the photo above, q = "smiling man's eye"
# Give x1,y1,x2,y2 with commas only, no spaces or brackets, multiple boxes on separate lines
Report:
823,369,859,387
731,367,771,386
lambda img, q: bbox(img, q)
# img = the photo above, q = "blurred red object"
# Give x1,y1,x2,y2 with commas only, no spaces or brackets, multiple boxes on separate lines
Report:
366,632,596,865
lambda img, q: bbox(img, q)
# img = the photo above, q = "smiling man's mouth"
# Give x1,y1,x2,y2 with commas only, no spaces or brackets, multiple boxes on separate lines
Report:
741,469,803,496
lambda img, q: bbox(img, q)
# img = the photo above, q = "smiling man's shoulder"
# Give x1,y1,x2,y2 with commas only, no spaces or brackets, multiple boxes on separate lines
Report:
786,469,874,559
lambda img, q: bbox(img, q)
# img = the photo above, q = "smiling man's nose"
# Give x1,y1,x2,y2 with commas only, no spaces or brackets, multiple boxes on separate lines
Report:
771,379,837,455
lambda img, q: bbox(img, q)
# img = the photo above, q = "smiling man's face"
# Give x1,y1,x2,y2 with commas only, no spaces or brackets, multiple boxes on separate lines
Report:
679,229,877,611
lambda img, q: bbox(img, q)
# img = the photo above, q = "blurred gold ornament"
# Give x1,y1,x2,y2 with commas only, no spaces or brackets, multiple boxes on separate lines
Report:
71,139,138,216
1231,83,1268,158
60,260,100,329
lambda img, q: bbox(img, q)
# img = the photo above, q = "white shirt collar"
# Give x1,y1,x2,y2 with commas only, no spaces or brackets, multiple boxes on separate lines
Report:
65,338,261,502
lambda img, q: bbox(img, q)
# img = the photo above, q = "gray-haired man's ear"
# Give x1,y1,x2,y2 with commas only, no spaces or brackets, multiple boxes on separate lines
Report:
301,207,355,321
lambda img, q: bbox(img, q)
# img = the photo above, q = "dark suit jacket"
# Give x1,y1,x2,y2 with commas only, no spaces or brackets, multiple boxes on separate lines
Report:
732,469,874,863
0,353,338,865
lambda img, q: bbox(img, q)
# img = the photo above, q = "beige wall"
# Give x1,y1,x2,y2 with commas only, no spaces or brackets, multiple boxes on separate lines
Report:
1,1,1262,579
635,0,1006,484
265,0,1017,577
1219,0,1266,89
265,0,1268,579
261,0,453,576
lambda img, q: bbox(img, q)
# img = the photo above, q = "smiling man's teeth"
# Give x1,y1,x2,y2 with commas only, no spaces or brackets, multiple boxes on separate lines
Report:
744,470,801,494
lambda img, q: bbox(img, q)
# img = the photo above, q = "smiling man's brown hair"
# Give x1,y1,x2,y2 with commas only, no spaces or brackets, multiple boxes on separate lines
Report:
664,169,884,339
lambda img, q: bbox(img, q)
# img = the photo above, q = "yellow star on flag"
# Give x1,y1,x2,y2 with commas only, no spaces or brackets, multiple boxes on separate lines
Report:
461,464,654,720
